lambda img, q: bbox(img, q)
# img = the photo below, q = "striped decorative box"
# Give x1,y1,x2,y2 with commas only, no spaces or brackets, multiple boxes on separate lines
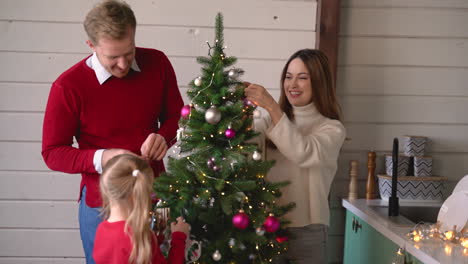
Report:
402,135,428,157
414,156,433,177
385,154,410,176
378,174,446,201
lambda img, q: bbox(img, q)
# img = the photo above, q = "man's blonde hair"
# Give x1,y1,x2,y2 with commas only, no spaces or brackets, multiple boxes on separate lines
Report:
84,0,136,45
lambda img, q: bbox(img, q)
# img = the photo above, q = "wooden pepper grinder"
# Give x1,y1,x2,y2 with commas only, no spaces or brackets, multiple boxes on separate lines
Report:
348,160,359,200
366,151,377,200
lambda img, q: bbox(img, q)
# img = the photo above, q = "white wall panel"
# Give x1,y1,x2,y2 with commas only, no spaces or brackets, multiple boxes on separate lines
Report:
0,201,78,228
0,172,79,200
339,37,468,67
337,66,468,97
0,83,50,112
0,21,315,60
0,142,48,171
0,0,316,31
341,96,468,124
341,8,468,38
343,0,468,8
0,230,82,257
0,53,286,88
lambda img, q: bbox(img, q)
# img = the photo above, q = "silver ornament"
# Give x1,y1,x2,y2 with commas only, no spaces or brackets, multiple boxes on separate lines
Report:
228,69,235,77
194,77,202,87
212,250,222,261
252,150,262,161
228,238,236,247
205,106,221,124
256,227,265,236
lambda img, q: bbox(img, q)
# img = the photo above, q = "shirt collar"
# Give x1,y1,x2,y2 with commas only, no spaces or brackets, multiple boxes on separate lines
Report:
85,52,141,85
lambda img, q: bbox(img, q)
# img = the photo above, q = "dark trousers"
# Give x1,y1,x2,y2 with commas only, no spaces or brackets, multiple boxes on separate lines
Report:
274,224,328,264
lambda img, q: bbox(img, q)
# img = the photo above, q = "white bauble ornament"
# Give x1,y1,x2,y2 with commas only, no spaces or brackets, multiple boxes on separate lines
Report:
252,150,262,161
212,250,222,261
205,106,222,124
228,69,236,77
194,77,202,86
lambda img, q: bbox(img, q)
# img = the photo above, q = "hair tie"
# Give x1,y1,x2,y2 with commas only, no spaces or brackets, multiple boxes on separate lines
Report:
132,169,140,177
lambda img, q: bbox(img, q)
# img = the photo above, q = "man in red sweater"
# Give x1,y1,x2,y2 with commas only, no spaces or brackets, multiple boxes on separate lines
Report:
41,1,183,263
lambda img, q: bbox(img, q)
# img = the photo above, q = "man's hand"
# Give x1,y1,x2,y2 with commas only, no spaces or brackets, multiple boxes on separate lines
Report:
101,149,136,169
140,133,168,161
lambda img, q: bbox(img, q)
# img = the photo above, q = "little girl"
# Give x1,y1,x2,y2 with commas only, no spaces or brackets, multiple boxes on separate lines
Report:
93,154,190,264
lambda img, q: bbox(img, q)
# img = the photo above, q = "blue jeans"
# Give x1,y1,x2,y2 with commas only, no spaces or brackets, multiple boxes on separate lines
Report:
79,186,102,264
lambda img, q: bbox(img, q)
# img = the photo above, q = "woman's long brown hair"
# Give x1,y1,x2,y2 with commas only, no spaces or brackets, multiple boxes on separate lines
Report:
100,154,154,264
279,49,342,121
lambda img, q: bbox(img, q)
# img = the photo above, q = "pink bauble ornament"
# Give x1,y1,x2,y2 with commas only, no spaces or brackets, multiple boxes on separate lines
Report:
232,211,249,229
263,215,280,233
181,105,191,118
225,128,236,139
243,98,255,107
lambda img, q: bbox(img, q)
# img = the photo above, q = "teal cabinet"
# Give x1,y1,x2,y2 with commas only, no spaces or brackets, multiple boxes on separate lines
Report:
343,210,423,264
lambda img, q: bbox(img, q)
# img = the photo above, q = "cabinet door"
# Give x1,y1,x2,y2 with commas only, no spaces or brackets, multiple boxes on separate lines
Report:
343,210,424,264
343,210,362,263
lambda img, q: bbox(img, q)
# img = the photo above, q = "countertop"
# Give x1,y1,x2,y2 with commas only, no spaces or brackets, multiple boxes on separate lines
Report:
342,199,467,264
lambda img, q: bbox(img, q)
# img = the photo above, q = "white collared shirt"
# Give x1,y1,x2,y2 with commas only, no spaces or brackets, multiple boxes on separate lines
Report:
85,51,141,85
86,52,141,173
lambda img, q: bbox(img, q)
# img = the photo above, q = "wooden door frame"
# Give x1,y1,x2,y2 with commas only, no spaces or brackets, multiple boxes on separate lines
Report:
316,0,341,84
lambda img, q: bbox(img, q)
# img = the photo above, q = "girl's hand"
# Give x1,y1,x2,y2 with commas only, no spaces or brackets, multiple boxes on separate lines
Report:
170,216,190,235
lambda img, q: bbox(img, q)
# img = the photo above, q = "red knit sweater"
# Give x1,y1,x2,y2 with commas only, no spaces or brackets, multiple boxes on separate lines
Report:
93,220,186,264
42,48,183,207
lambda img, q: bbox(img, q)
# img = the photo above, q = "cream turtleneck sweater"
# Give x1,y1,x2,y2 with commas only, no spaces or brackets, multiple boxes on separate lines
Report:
254,103,346,227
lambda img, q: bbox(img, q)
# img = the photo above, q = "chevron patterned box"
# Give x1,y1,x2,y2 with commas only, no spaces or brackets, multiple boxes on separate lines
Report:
385,154,410,176
377,175,446,201
414,156,433,177
402,135,428,156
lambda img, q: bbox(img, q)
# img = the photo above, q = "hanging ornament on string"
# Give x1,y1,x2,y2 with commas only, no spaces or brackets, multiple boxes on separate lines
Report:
205,105,221,124
243,98,255,108
212,250,222,261
232,210,250,229
263,214,280,233
194,76,202,87
228,238,236,248
255,227,265,236
252,150,262,161
181,105,192,119
225,126,236,139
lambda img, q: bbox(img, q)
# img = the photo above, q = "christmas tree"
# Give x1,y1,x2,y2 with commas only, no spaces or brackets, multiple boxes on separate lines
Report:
154,13,294,263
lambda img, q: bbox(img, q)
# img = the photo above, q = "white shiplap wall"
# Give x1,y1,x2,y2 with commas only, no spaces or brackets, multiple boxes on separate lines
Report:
0,0,317,263
328,0,468,262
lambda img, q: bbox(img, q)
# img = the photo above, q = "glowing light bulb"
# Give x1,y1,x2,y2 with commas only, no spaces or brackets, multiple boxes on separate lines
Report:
444,245,452,255
445,231,454,240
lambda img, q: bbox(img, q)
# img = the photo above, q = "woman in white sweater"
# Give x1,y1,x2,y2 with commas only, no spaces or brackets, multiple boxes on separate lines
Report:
245,49,346,264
